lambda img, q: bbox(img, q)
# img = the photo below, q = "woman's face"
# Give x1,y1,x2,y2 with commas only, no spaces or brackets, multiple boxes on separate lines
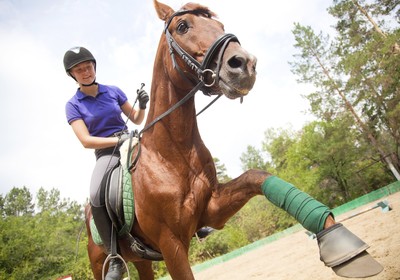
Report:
70,61,96,85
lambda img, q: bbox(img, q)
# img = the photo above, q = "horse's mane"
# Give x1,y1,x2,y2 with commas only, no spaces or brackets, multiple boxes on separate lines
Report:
181,2,218,19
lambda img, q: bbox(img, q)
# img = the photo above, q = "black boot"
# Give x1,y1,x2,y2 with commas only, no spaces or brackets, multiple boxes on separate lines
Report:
106,258,126,280
195,227,215,240
91,205,126,280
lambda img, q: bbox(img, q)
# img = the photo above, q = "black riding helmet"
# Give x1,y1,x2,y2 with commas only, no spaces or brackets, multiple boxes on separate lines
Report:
63,46,97,85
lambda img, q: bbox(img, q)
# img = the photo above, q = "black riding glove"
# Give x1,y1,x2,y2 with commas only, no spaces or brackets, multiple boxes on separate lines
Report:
137,89,149,109
119,133,130,143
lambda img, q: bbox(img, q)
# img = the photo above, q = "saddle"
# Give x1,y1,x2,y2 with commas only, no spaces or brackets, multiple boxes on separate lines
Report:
90,161,135,243
105,163,134,235
90,134,163,261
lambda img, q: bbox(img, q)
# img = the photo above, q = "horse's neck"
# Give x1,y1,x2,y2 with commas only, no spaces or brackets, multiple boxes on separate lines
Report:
142,45,205,159
144,79,200,147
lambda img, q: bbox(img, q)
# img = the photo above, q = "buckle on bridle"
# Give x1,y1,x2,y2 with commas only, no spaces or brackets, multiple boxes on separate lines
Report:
200,69,216,87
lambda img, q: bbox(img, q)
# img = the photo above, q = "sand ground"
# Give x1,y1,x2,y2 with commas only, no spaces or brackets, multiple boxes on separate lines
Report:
194,191,400,280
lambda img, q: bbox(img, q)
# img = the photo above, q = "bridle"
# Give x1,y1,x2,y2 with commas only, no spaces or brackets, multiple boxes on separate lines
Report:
139,8,240,137
123,9,241,172
164,9,239,89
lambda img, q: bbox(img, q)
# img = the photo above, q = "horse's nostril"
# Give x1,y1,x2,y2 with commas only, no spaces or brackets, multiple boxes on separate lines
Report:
228,55,244,69
252,61,257,74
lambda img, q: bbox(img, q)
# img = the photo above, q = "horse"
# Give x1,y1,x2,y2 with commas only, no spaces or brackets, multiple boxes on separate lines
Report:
84,1,364,279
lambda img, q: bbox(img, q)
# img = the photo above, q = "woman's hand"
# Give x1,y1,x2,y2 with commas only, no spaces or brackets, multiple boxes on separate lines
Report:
137,89,149,109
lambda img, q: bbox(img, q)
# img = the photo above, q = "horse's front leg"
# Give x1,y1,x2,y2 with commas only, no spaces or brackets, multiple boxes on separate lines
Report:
204,169,269,229
205,169,333,234
204,169,382,278
158,230,195,280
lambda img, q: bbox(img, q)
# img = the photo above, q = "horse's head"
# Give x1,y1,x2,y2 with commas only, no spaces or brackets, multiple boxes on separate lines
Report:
154,0,257,100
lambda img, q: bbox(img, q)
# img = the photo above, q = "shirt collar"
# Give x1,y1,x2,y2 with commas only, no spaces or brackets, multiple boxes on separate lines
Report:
76,83,107,100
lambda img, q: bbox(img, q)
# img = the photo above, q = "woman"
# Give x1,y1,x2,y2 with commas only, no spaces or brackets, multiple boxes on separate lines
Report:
64,46,148,279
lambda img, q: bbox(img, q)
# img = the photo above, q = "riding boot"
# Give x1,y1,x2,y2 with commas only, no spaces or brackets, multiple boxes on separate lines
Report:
91,205,126,280
195,227,215,240
106,258,126,280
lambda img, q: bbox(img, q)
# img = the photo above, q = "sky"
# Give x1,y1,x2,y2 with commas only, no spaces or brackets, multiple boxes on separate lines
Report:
0,0,336,204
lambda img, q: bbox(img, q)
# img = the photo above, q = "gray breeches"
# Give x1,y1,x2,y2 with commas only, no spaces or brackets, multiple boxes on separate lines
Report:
90,155,120,207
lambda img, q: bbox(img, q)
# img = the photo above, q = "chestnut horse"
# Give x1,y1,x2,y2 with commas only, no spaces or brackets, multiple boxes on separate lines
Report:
86,1,277,279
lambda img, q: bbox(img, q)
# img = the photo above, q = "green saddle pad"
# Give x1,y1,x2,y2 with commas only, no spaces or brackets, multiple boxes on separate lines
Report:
90,167,135,245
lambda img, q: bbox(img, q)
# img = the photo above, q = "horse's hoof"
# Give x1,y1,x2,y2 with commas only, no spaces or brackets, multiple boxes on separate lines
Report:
317,223,383,278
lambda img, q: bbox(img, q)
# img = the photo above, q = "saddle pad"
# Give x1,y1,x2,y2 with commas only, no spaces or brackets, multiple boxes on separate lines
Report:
122,167,135,233
90,167,135,245
90,137,137,245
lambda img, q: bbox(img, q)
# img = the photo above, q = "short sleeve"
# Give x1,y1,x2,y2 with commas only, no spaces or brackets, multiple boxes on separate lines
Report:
113,86,128,106
65,101,82,124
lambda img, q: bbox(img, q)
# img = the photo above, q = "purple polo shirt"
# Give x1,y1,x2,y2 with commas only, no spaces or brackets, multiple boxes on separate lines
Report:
66,84,128,137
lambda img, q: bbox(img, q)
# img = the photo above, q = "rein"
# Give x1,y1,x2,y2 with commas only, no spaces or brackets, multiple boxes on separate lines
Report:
139,9,239,138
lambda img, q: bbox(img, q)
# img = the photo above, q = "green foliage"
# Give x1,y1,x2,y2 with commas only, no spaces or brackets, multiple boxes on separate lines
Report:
3,186,34,217
227,196,295,242
0,186,90,279
0,194,4,218
187,196,296,269
290,0,400,178
285,116,392,205
0,180,296,280
240,145,271,171
214,157,231,183
240,115,392,207
189,225,246,263
152,261,168,279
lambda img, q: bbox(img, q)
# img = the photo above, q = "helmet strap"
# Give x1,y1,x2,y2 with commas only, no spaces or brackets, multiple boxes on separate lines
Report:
81,79,97,87
68,71,97,87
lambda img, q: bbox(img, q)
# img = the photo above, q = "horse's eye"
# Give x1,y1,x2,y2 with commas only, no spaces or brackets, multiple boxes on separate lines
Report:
176,21,189,34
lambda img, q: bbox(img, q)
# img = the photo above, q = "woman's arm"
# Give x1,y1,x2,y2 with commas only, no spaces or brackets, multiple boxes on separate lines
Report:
121,101,145,125
70,119,119,149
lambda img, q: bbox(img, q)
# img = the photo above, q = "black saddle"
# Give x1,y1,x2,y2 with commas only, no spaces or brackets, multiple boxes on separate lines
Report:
99,163,126,231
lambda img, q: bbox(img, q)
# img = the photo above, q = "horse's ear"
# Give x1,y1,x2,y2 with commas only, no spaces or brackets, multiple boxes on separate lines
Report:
153,0,174,21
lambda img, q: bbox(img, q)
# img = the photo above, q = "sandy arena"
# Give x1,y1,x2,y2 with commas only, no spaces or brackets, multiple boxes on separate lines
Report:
193,191,400,280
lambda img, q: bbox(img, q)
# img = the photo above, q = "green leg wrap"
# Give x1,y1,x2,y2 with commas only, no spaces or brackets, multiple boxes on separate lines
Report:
261,176,332,234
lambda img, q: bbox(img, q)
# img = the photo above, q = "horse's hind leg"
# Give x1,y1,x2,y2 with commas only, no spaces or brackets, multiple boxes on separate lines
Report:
87,236,107,280
85,205,107,280
133,260,155,280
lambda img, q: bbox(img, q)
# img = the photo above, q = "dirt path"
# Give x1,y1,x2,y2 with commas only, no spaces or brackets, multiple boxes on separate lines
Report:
194,192,400,280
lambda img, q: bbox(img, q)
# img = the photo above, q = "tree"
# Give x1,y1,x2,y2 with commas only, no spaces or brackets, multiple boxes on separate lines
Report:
214,157,231,183
0,187,89,279
0,194,4,218
290,18,400,180
286,116,392,205
330,0,400,172
3,186,34,217
240,145,271,172
261,127,299,172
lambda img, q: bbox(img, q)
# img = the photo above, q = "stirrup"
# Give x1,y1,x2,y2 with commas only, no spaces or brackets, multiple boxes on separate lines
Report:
102,255,127,280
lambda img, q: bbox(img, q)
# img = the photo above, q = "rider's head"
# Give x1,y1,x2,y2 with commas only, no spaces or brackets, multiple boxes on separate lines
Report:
63,46,97,86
